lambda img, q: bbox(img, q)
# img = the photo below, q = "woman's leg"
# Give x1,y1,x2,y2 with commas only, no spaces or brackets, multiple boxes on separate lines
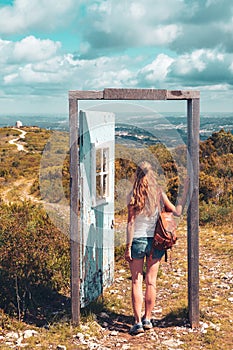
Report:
144,257,160,320
129,258,144,323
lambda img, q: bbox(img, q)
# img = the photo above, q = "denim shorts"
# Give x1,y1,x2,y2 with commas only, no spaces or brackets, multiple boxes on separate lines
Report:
131,237,165,260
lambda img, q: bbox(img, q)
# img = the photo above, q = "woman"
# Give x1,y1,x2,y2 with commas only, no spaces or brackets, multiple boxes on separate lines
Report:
125,161,188,335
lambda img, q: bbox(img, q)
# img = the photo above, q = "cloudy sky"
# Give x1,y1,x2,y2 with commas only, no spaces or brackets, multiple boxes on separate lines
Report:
0,0,233,115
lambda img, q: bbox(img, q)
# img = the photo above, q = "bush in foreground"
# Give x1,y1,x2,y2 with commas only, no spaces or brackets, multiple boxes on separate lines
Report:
0,201,70,320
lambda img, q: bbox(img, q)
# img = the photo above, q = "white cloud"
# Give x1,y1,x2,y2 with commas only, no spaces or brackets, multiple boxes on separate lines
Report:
168,49,233,89
4,73,18,84
13,36,61,62
0,0,76,34
79,0,233,57
138,54,174,83
129,3,146,19
206,0,224,8
0,39,12,63
203,84,230,91
171,49,227,76
172,50,207,75
2,42,233,97
144,25,182,46
0,0,233,109
2,50,135,91
0,36,61,64
3,56,70,86
81,0,183,54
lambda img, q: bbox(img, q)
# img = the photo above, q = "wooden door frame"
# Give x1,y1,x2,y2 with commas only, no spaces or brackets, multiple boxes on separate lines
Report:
69,88,200,328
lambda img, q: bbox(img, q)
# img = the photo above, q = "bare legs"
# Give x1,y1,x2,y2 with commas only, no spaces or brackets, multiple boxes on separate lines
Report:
129,257,160,323
129,258,144,323
144,256,160,320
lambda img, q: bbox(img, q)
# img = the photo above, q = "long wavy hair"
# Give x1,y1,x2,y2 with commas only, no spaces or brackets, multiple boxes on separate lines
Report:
129,161,160,216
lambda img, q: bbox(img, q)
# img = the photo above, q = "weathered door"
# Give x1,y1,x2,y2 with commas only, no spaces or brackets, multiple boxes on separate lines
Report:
79,110,115,307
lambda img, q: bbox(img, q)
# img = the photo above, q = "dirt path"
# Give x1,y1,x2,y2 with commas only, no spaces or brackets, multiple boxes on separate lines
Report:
70,222,233,349
0,178,36,204
8,128,28,152
1,176,70,238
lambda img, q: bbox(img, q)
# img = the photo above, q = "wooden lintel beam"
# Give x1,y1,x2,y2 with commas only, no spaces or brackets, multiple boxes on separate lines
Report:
104,88,167,100
69,89,200,101
167,90,200,100
69,90,104,100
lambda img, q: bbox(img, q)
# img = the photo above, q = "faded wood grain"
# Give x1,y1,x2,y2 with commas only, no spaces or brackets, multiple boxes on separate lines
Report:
187,98,200,328
69,97,80,325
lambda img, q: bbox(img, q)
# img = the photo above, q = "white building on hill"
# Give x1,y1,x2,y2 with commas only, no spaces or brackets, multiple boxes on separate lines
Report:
15,120,23,128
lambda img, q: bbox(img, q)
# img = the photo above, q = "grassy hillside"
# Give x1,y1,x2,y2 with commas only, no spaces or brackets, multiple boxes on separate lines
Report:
0,127,232,349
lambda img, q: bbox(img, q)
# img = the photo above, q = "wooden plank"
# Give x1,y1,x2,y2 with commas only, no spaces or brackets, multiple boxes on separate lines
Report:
104,88,167,100
69,89,200,101
187,98,200,328
69,97,80,325
69,90,104,100
167,90,200,100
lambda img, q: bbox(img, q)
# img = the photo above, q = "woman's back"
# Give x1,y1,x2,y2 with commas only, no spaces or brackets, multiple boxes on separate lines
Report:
133,208,159,238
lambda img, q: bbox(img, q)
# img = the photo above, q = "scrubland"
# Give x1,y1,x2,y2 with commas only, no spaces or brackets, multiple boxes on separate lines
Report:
0,127,232,349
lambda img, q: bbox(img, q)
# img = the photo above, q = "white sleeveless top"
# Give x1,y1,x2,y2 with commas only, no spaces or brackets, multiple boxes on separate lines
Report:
133,208,159,238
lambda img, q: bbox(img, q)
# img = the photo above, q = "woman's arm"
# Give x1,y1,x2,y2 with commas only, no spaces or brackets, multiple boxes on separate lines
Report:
161,177,190,216
161,192,182,216
125,205,135,262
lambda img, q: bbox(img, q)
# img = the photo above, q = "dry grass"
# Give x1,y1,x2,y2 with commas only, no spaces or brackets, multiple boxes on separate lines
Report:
1,218,232,349
0,127,232,348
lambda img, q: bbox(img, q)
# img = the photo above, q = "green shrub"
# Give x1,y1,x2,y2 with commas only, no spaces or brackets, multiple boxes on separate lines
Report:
199,202,233,226
0,201,70,318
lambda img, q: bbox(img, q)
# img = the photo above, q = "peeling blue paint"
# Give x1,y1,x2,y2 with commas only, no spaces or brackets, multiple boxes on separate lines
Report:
79,110,115,308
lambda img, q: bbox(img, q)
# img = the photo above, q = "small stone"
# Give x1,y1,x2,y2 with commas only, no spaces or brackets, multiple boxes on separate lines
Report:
162,338,184,347
152,307,162,314
209,322,220,331
200,322,209,328
110,330,118,336
23,329,38,339
5,342,14,346
115,277,124,282
6,331,19,339
57,345,66,350
122,345,130,349
217,283,230,290
87,342,99,349
75,332,85,341
200,322,209,333
109,290,118,294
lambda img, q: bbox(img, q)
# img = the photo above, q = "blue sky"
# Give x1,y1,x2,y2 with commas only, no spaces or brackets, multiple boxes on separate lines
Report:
0,0,233,114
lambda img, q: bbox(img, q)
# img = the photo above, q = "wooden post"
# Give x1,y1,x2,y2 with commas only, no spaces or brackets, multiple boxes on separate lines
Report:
187,98,200,328
69,97,80,325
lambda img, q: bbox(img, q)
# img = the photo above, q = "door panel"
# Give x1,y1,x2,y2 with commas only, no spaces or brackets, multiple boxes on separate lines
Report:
79,110,115,307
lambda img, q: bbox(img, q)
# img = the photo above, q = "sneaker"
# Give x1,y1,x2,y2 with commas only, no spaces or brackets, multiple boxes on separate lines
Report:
142,318,153,330
129,323,144,335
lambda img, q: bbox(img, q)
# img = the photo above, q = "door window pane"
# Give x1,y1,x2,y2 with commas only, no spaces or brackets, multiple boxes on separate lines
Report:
96,149,101,174
96,148,109,201
96,174,101,200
